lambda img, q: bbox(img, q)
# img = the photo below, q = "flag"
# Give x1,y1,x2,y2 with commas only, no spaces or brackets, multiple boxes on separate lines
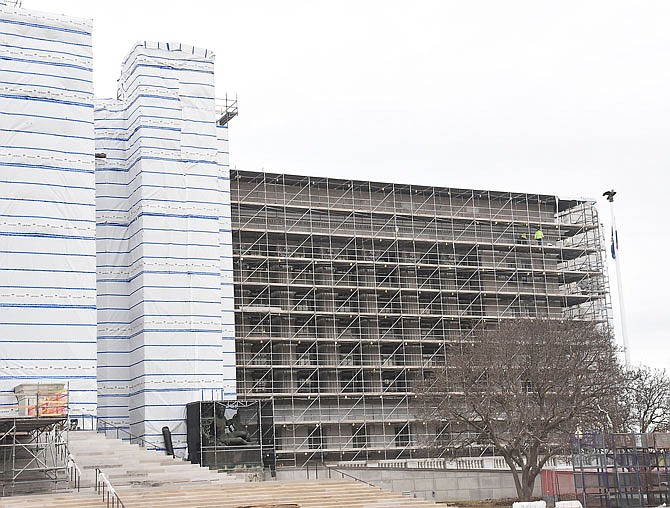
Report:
610,227,618,259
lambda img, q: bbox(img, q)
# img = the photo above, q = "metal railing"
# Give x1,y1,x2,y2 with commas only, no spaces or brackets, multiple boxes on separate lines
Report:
66,454,82,491
215,94,238,126
309,462,378,488
75,412,162,450
95,468,126,508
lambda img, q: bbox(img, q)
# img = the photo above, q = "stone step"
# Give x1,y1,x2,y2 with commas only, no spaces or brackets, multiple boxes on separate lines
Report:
0,432,440,507
1,479,438,507
112,480,439,507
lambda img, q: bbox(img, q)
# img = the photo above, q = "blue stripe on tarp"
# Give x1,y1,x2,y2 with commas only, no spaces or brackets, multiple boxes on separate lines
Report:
126,386,235,396
100,155,218,173
122,343,222,354
0,196,95,206
0,161,94,174
0,143,93,155
0,214,95,224
0,92,93,108
180,81,214,87
0,42,91,59
0,340,96,344
0,55,91,72
0,17,91,36
180,95,215,102
96,124,179,143
96,271,220,283
96,134,179,142
96,115,213,127
0,127,92,140
96,168,218,181
182,131,216,138
97,228,218,241
0,111,91,126
0,249,95,257
97,314,221,325
97,197,220,211
90,144,181,165
100,359,224,369
0,285,95,291
98,290,226,298
100,300,222,311
0,267,95,274
0,231,95,240
120,66,201,91
97,239,219,252
0,29,92,48
95,100,181,117
3,357,96,361
181,144,217,150
97,256,219,266
1,67,92,84
98,329,222,340
0,179,94,191
96,211,218,221
96,183,222,198
0,375,96,379
128,63,213,75
0,302,96,309
0,79,93,95
0,322,96,326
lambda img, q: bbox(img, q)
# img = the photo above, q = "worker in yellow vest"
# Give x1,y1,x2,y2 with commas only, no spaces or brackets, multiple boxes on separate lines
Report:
534,227,544,245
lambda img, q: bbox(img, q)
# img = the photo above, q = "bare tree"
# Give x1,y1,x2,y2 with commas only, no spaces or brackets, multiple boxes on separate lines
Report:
418,319,624,501
623,366,670,433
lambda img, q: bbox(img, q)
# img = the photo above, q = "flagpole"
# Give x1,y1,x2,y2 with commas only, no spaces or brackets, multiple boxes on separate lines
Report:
604,190,630,365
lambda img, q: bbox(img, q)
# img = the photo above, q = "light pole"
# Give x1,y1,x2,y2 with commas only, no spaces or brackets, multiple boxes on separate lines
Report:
603,190,630,365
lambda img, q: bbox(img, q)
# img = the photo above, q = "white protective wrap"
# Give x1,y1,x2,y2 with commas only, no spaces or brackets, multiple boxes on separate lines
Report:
95,42,236,455
0,6,97,418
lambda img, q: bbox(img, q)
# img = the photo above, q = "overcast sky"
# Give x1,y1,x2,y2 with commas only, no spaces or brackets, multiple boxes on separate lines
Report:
27,0,669,370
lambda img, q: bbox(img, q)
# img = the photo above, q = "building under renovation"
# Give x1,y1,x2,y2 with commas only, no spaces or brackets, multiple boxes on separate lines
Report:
0,2,611,489
230,170,610,467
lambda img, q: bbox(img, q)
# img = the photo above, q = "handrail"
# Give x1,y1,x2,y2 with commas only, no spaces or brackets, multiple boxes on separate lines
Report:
318,462,378,488
66,454,81,491
95,468,126,508
96,415,161,450
76,412,163,450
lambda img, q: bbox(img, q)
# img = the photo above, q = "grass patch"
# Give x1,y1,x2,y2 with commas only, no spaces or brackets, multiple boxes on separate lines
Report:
437,499,517,508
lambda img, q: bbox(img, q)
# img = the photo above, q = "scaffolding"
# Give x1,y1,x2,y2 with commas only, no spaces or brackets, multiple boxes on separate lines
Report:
230,170,610,468
0,385,72,496
572,432,670,508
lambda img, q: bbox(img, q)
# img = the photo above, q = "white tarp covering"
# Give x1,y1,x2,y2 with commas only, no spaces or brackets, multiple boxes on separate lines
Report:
0,5,97,419
95,42,236,455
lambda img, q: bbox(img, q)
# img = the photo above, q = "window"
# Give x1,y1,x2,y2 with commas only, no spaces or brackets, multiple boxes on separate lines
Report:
308,425,323,449
395,424,410,448
352,425,367,449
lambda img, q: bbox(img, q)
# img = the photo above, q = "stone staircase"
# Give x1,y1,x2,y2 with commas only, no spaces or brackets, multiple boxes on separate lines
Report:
66,431,241,489
118,480,439,507
0,431,439,507
0,479,439,507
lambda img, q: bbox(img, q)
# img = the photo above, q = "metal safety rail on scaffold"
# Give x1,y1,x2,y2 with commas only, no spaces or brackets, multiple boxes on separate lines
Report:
0,416,70,496
0,385,73,496
216,94,238,126
230,170,611,468
572,432,670,508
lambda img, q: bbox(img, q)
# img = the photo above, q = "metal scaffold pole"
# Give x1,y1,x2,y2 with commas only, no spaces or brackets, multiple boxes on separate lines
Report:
603,189,630,365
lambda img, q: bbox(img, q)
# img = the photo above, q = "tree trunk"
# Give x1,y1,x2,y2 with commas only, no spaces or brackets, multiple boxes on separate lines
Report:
501,453,523,500
520,466,538,501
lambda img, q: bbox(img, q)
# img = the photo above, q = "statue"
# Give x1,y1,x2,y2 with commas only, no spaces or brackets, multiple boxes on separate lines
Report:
215,407,251,446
